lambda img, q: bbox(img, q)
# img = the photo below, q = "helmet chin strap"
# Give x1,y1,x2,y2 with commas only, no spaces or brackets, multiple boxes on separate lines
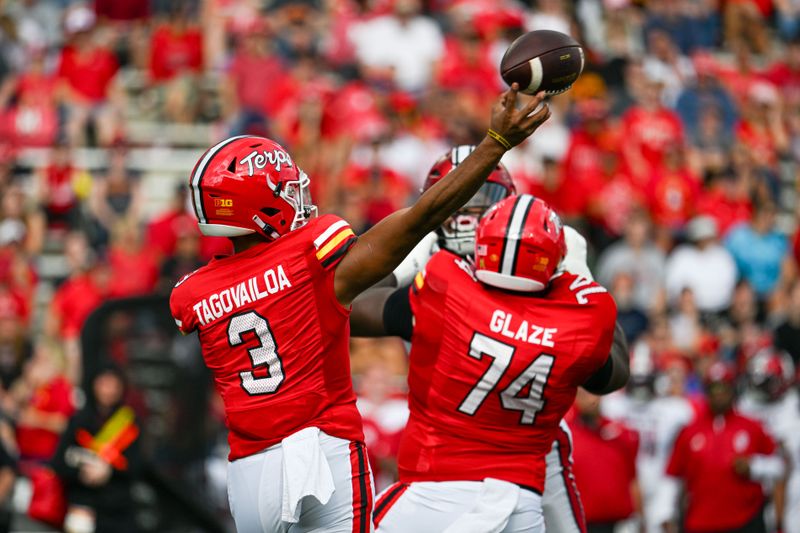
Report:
252,214,281,240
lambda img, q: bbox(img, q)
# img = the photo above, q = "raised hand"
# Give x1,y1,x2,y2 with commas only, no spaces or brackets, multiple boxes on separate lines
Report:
489,84,551,149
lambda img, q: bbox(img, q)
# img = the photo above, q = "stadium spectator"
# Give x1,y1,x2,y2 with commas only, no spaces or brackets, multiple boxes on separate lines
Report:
597,211,666,312
86,141,142,251
34,142,87,232
642,29,694,107
645,142,700,232
610,272,650,344
723,0,771,54
56,5,121,146
775,280,800,366
46,231,110,382
52,363,142,533
0,48,59,148
571,388,641,533
620,67,685,182
9,341,74,465
220,18,284,137
663,361,785,533
106,218,158,298
349,0,444,93
675,54,738,145
665,215,738,313
735,82,789,177
0,284,31,391
147,3,204,123
725,200,789,301
602,348,695,533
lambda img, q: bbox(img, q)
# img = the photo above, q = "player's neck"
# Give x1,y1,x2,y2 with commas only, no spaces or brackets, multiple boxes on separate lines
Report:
232,234,269,254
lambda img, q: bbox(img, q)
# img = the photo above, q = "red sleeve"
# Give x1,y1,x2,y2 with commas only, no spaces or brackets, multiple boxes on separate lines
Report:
308,215,357,270
752,420,777,455
666,425,690,477
170,276,198,334
567,285,617,382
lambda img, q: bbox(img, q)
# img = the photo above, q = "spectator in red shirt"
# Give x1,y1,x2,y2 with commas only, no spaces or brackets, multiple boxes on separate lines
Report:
696,170,753,237
45,231,111,383
645,143,701,232
571,388,641,533
434,18,501,107
148,3,204,123
221,19,285,136
56,6,121,146
35,142,85,232
9,342,75,464
106,218,158,298
662,361,785,533
735,82,789,173
0,49,58,147
620,71,685,183
763,38,800,103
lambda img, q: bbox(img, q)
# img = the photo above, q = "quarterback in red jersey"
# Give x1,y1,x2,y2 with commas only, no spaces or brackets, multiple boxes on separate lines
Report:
170,86,551,532
351,195,628,533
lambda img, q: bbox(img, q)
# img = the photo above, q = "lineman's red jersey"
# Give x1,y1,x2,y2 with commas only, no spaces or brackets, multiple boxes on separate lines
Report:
400,250,616,492
170,214,364,460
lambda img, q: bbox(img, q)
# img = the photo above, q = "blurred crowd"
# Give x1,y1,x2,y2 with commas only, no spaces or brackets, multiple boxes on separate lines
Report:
0,0,799,531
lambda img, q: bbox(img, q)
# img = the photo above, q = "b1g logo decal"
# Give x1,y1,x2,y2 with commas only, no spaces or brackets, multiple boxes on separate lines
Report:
214,198,233,207
241,148,293,176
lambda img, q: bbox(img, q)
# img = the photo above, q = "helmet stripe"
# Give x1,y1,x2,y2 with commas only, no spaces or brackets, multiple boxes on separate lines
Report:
451,145,474,166
190,135,250,224
500,194,534,276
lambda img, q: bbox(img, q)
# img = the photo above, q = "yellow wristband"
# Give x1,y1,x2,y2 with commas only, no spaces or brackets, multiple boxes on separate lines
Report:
487,129,512,151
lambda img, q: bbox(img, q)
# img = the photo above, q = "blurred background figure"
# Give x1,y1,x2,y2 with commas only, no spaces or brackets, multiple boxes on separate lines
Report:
665,215,738,315
662,361,786,533
602,347,695,533
52,364,141,533
570,389,640,533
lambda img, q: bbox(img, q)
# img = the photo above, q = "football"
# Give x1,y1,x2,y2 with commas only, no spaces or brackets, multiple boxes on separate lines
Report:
500,30,585,95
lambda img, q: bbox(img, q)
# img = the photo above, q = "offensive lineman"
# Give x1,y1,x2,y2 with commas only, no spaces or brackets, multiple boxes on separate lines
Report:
170,86,551,532
356,145,614,533
351,194,628,532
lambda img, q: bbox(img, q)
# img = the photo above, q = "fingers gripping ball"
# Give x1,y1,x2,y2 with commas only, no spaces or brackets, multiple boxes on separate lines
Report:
500,30,585,95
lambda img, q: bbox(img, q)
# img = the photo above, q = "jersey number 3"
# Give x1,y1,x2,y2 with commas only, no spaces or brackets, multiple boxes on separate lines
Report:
228,311,285,395
458,333,554,425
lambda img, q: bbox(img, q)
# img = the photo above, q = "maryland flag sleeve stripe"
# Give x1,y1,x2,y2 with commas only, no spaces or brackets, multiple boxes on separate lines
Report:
314,219,350,249
320,235,357,268
316,228,356,261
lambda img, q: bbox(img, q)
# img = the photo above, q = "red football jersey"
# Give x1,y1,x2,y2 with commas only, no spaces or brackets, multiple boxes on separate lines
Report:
399,251,617,491
170,214,364,460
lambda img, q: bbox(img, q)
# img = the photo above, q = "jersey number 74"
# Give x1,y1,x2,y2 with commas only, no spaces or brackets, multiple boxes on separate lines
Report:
458,333,554,425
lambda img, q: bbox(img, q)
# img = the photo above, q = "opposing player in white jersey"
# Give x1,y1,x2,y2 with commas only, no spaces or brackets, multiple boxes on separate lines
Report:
601,348,694,533
737,347,798,533
357,146,622,533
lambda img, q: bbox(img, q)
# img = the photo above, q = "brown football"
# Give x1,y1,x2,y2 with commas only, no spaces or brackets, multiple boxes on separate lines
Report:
500,30,585,95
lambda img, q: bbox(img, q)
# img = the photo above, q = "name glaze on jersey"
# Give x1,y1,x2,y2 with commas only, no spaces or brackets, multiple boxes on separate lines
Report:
192,265,292,326
489,309,557,347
